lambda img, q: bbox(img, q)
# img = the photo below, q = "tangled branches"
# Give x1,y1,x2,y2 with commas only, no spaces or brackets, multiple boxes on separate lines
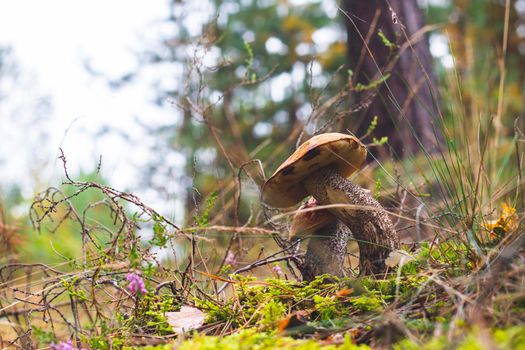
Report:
0,152,301,348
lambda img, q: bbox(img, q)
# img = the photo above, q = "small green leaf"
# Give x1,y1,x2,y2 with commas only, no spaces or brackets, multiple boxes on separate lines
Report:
378,30,396,50
355,73,391,91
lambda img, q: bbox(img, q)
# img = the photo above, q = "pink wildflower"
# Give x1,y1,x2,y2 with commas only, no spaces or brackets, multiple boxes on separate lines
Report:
272,265,283,276
50,340,82,350
126,272,147,295
225,251,236,265
50,341,73,350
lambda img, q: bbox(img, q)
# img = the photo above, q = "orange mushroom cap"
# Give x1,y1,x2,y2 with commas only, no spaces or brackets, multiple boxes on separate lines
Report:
262,133,366,208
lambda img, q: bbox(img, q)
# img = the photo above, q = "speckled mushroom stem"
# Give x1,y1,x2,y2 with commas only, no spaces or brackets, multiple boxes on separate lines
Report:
302,165,399,276
301,220,351,281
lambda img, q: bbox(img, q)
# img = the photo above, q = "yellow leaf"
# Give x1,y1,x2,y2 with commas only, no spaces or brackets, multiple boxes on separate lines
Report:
483,203,517,240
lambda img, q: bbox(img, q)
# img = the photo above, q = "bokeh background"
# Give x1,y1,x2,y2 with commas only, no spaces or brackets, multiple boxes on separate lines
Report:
1,0,524,265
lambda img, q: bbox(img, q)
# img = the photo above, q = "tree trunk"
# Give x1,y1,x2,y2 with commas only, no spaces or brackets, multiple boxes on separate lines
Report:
342,0,441,158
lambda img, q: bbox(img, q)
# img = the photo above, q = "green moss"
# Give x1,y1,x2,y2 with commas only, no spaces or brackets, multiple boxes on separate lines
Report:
167,330,370,350
349,291,385,312
394,326,525,350
72,238,525,350
493,327,525,349
259,299,287,327
195,298,234,323
130,327,525,350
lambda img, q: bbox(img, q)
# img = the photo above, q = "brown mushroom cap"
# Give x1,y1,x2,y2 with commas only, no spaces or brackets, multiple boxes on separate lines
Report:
262,133,366,208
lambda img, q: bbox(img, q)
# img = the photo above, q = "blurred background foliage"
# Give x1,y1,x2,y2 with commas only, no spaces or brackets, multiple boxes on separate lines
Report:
1,171,116,265
1,0,524,266
427,0,525,122
141,0,525,226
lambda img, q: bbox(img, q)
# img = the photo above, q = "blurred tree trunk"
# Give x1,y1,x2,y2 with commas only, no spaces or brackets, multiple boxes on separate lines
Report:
342,0,441,158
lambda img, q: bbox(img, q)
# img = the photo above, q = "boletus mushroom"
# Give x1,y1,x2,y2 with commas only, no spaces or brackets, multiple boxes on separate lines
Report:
288,197,335,242
262,133,399,278
289,197,351,281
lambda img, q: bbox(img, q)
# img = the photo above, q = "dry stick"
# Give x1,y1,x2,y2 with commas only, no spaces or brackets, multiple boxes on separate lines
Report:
12,292,80,337
57,149,184,234
187,134,308,283
397,75,428,121
236,125,306,210
300,63,349,145
227,254,298,278
194,232,219,296
216,160,269,276
223,93,249,158
415,203,425,244
235,159,267,219
187,225,278,236
5,176,164,345
340,3,442,132
1,260,128,292
69,295,82,349
0,301,68,318
514,120,525,209
393,189,408,227
186,97,236,174
494,0,511,149
3,330,29,350
210,123,304,226
0,281,68,314
389,0,444,123
466,112,492,233
352,8,381,88
271,203,457,235
0,267,130,315
318,21,439,138
180,61,276,224
216,251,302,294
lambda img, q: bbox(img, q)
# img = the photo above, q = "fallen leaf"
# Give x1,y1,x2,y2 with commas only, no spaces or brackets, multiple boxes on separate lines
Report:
277,315,292,333
277,311,312,335
335,288,354,298
165,306,204,333
483,203,517,240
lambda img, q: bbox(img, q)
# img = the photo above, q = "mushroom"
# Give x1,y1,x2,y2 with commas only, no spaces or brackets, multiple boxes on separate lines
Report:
288,197,335,242
289,197,351,280
262,133,399,277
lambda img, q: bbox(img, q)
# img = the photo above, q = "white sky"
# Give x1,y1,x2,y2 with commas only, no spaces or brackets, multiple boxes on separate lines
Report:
0,0,187,215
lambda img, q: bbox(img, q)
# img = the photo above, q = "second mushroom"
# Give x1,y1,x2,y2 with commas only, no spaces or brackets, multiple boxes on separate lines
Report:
262,133,399,280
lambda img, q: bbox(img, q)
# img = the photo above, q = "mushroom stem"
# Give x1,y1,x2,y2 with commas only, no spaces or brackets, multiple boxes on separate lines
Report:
302,165,399,275
301,220,351,281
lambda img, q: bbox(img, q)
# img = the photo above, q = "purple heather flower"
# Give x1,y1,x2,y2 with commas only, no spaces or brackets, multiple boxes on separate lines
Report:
126,272,147,295
50,340,82,350
225,251,236,265
272,265,283,276
50,341,73,350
